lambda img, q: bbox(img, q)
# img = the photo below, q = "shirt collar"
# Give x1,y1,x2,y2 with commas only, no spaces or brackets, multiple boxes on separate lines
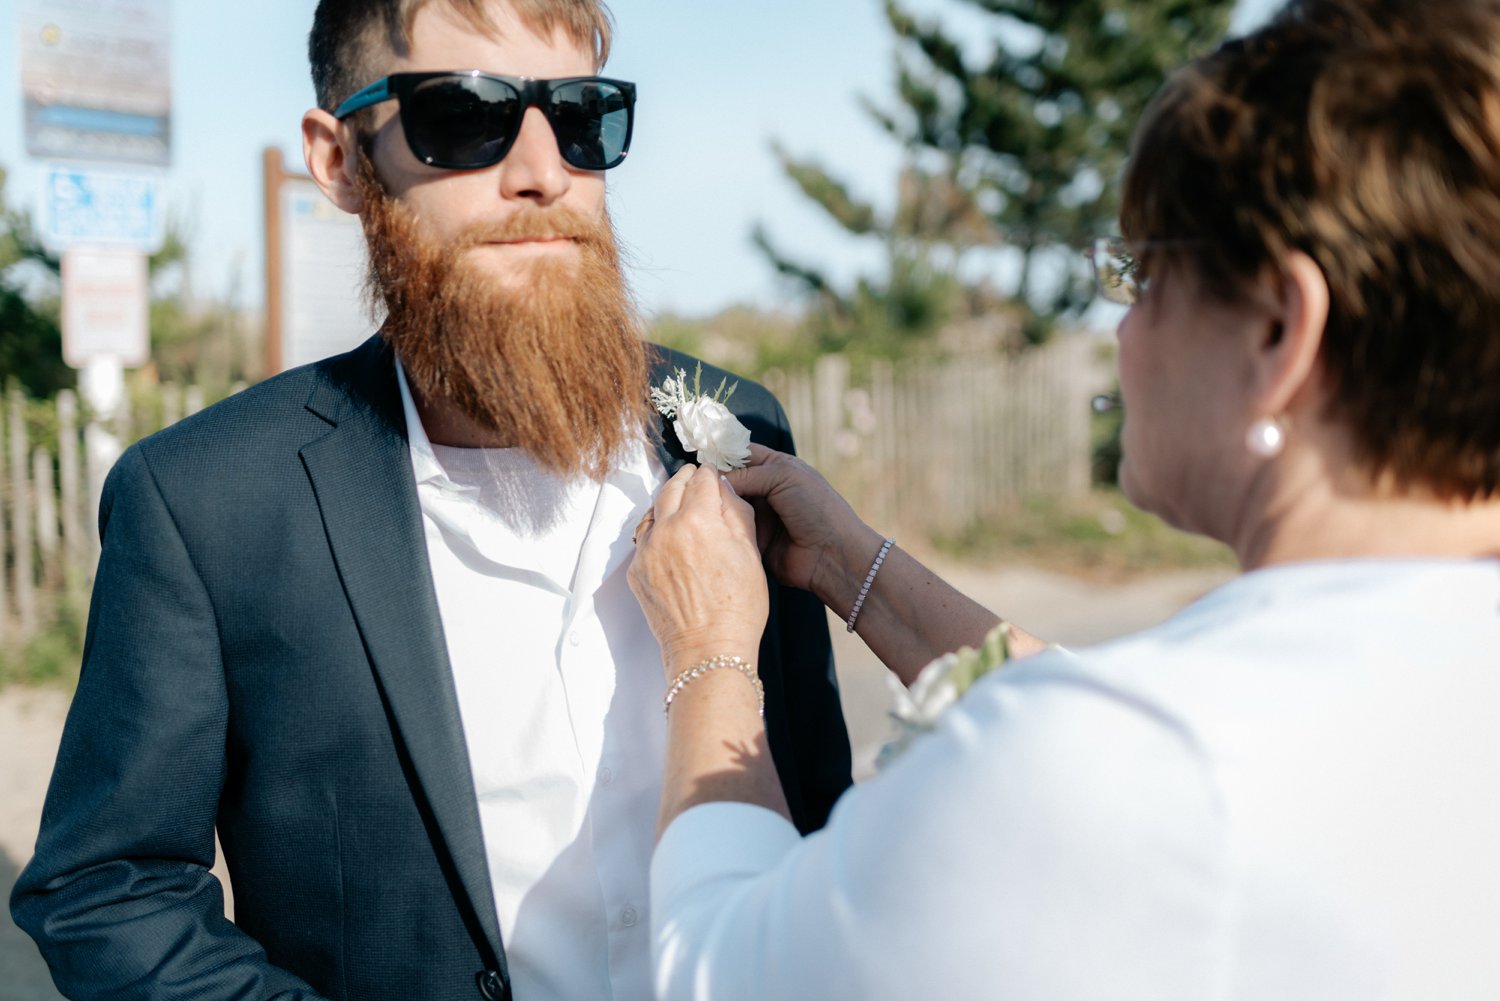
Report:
395,358,450,489
397,357,661,499
395,357,664,592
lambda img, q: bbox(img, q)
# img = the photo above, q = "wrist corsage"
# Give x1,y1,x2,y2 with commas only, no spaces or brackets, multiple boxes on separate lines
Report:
651,364,752,471
877,622,1016,771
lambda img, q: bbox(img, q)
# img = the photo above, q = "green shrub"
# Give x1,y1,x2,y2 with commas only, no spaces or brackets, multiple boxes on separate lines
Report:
0,592,87,690
933,491,1235,579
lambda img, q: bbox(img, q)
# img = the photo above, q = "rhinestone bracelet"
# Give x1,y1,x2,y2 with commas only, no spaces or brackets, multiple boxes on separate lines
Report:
846,537,896,633
663,655,765,718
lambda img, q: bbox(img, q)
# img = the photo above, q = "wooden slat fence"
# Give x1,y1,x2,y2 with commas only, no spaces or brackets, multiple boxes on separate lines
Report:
1,336,1099,653
762,335,1097,540
0,383,235,653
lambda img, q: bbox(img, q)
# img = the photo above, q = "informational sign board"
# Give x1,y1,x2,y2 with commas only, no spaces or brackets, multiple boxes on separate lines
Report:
61,246,151,368
20,0,173,167
263,149,374,374
40,164,165,253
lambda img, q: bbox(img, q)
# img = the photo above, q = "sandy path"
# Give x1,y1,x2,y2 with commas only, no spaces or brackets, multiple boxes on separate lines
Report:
1,690,71,1001
0,560,1230,999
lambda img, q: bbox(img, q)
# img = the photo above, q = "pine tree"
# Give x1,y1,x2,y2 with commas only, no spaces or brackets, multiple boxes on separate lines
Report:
759,0,1234,347
0,167,71,397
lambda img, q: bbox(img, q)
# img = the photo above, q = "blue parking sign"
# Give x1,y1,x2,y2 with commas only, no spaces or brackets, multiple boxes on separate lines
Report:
41,165,166,253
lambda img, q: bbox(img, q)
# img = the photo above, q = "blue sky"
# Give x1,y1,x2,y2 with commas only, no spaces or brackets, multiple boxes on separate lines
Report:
1,0,1280,321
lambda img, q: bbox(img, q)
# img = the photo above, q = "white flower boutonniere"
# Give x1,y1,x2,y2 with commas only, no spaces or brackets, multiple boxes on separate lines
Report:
876,622,1015,771
650,364,752,471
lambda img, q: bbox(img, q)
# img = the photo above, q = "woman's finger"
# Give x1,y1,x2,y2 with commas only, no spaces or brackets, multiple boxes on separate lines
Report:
653,463,697,520
723,457,796,501
745,443,776,465
720,476,758,543
681,461,724,514
632,507,655,545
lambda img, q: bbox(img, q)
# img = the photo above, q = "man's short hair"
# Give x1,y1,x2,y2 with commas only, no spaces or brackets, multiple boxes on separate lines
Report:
1121,0,1500,501
309,0,615,114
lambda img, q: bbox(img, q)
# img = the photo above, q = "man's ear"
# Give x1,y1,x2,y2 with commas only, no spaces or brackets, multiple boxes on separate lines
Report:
1249,250,1330,417
302,109,364,214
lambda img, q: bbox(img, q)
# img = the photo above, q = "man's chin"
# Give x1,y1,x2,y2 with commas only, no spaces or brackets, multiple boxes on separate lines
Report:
466,241,582,279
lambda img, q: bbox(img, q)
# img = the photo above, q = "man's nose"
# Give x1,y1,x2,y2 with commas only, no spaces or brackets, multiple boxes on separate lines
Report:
498,106,573,204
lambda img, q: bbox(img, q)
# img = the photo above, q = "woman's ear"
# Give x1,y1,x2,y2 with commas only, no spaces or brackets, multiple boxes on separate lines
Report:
302,109,365,215
1250,250,1330,416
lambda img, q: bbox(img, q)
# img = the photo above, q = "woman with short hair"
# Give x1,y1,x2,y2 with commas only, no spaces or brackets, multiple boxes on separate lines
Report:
629,1,1500,997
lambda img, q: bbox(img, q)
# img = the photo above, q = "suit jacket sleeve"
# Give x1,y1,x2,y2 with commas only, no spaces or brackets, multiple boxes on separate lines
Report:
764,397,854,834
9,446,331,1001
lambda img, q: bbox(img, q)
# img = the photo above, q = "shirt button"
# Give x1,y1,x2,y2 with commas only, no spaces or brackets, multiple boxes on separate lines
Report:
599,767,614,786
621,906,639,928
568,631,582,647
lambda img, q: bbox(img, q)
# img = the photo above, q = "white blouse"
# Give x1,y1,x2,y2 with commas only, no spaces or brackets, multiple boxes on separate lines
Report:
652,559,1500,1001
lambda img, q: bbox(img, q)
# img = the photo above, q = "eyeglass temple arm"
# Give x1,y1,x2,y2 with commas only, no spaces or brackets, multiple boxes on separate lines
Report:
334,78,393,120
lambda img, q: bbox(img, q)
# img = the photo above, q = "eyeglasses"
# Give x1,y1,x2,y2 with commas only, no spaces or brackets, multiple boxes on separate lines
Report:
335,71,636,171
1088,237,1148,306
1088,237,1206,305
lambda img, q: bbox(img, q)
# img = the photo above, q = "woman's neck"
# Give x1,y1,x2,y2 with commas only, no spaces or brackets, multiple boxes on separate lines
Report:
1231,457,1500,570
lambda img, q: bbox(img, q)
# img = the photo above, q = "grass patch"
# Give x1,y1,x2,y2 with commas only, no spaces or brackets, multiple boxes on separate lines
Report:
0,591,87,690
933,490,1236,580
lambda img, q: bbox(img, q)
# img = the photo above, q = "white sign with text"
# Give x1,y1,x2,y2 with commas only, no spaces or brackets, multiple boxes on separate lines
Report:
61,246,150,368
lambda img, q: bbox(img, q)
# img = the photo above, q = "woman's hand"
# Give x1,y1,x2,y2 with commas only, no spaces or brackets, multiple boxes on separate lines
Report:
724,445,884,610
629,463,769,677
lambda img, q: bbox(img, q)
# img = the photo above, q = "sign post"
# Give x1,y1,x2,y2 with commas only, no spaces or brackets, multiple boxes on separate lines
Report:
20,0,173,496
61,245,149,484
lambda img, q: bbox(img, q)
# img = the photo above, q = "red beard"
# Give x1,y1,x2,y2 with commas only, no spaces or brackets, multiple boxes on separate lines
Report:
356,155,651,479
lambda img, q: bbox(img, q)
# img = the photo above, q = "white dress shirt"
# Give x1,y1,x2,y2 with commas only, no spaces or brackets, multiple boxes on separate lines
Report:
653,559,1500,1001
397,366,667,1001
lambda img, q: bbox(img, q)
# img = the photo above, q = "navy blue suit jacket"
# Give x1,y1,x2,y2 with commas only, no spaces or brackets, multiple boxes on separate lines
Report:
11,337,852,1001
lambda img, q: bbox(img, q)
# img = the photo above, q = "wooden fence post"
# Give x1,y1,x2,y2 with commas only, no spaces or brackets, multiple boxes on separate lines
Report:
1063,335,1093,496
57,391,84,577
8,391,36,638
813,354,848,477
0,398,8,646
84,423,111,572
162,384,182,431
34,448,58,589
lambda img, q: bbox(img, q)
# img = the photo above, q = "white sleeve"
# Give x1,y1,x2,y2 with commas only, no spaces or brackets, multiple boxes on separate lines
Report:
650,660,1232,1001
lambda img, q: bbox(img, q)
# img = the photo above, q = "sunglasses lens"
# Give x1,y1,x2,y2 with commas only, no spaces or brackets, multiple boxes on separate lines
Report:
547,79,633,170
405,76,521,168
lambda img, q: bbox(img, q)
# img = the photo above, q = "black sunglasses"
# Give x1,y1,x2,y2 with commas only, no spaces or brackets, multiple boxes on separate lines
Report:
335,71,636,171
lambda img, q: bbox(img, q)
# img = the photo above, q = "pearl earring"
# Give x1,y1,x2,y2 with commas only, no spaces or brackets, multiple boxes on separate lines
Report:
1245,417,1287,458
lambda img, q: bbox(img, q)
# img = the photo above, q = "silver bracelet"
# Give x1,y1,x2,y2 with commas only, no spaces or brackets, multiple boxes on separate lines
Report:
663,655,765,718
846,537,896,633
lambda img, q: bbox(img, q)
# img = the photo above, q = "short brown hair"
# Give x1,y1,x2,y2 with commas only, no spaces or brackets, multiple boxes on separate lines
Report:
309,0,615,113
1122,0,1500,500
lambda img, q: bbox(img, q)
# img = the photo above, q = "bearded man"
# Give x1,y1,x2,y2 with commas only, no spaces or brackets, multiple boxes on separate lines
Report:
10,1,852,999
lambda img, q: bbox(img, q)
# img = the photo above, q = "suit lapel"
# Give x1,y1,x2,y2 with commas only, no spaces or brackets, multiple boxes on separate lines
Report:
297,338,505,966
647,349,692,474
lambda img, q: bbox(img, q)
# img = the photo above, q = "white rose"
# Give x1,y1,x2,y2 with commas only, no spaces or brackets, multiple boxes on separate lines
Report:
891,652,962,728
674,396,752,471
